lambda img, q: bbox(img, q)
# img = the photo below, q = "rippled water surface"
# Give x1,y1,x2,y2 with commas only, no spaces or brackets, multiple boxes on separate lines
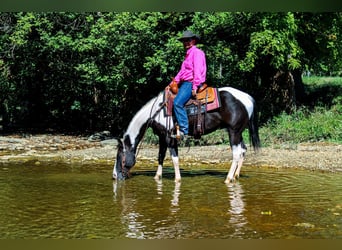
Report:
0,162,341,239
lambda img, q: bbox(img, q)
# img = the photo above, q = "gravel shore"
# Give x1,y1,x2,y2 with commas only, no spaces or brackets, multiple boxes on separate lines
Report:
1,134,342,173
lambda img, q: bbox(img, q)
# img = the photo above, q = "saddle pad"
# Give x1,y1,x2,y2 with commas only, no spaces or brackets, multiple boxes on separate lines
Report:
205,88,221,111
164,87,221,116
185,88,221,116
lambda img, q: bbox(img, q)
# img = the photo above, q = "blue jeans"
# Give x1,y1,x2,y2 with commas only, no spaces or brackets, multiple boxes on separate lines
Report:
173,81,192,135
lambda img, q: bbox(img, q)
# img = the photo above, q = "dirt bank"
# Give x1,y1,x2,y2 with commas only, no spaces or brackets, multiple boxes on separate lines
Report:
0,134,341,173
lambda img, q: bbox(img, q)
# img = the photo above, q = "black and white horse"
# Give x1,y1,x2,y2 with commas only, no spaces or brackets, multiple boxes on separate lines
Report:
113,87,261,184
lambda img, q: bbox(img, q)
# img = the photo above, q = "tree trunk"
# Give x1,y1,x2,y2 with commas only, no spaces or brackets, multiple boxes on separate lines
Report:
291,69,307,104
253,65,298,123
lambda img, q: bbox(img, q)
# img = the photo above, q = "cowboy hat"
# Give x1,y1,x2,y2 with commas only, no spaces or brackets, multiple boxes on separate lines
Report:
178,30,200,42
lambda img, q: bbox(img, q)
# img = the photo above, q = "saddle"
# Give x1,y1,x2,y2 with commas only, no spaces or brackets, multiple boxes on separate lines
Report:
164,83,221,139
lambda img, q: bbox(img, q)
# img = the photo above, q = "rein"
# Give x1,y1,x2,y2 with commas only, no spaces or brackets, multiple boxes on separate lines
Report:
121,144,126,175
134,93,166,158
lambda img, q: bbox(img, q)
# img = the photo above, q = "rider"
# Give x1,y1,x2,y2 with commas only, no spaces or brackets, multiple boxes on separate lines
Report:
170,30,207,140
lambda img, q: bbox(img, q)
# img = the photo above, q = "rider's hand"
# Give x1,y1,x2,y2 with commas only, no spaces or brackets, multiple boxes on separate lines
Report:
169,79,178,94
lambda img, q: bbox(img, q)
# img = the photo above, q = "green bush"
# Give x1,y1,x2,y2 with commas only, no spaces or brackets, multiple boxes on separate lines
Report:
260,104,342,145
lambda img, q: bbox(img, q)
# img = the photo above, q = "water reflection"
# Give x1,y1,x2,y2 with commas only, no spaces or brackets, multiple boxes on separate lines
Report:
112,179,185,239
154,179,181,208
226,182,247,237
170,182,181,208
2,163,341,239
155,179,163,196
113,176,250,239
113,180,145,239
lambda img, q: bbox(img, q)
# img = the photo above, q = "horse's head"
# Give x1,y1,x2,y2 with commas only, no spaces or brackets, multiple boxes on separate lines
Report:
112,137,136,180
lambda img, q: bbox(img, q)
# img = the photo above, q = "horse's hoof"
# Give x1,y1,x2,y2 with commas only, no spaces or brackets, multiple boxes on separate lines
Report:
224,178,233,184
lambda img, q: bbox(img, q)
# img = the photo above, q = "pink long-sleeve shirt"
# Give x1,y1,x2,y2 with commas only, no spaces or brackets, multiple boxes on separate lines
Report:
174,45,206,90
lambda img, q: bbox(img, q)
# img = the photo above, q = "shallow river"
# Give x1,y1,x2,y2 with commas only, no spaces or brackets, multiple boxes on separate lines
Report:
0,161,341,239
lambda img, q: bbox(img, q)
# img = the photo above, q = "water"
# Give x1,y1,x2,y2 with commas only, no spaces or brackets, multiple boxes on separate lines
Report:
0,161,341,239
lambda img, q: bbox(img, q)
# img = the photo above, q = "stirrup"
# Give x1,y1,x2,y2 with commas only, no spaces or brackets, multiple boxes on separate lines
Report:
170,132,183,139
170,132,188,141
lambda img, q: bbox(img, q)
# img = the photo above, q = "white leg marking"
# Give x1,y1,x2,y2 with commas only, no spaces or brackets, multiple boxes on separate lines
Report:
235,147,246,179
154,164,163,180
226,161,238,184
172,156,181,182
112,162,117,179
225,144,244,183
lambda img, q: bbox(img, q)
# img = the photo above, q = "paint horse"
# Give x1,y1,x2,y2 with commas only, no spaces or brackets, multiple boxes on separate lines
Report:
113,87,261,184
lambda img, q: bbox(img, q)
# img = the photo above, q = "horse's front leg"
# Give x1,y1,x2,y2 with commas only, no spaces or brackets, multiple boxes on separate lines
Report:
225,143,245,184
169,146,181,182
154,141,167,180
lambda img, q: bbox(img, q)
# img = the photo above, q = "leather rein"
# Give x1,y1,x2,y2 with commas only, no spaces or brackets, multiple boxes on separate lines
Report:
120,93,167,175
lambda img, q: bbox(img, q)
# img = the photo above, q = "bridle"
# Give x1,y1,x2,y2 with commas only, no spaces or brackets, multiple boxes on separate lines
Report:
118,143,127,178
134,93,167,158
118,92,167,178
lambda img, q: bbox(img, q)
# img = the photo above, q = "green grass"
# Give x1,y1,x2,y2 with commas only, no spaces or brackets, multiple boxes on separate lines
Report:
302,76,342,86
260,105,342,146
261,76,342,146
260,76,342,146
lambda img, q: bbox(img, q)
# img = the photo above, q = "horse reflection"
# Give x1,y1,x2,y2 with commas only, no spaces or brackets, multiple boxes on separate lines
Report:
226,182,248,237
113,180,145,239
154,179,181,208
112,175,250,239
170,181,181,209
155,179,163,196
112,180,184,239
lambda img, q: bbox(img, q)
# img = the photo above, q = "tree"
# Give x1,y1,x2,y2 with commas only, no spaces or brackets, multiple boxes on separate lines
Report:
0,12,341,133
187,12,342,122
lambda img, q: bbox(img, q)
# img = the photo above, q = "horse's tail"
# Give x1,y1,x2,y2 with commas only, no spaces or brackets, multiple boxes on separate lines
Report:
248,99,261,152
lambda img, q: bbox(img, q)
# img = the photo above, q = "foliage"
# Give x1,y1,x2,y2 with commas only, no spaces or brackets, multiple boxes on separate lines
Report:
302,76,342,108
260,76,342,145
1,12,342,136
260,104,342,145
238,12,302,72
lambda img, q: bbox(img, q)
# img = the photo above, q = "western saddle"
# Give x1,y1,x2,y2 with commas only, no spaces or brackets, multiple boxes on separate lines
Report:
164,81,220,139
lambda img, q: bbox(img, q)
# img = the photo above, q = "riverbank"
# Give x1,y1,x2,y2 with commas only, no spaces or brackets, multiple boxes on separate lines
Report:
0,134,342,173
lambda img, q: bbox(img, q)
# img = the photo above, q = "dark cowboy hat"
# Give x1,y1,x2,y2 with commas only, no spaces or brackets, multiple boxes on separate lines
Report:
178,30,201,42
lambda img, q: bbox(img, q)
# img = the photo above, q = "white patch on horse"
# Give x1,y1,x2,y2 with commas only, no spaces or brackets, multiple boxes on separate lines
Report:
152,93,174,129
124,93,171,146
219,87,254,119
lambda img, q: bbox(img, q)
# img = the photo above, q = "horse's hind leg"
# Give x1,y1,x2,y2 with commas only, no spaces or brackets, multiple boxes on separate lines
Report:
225,143,246,184
234,142,247,179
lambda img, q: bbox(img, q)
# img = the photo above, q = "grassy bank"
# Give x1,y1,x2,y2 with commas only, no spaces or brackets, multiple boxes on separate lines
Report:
260,104,342,146
143,77,342,147
261,76,342,146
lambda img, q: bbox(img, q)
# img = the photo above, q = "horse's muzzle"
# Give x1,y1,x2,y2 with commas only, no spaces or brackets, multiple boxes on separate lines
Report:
113,170,129,181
